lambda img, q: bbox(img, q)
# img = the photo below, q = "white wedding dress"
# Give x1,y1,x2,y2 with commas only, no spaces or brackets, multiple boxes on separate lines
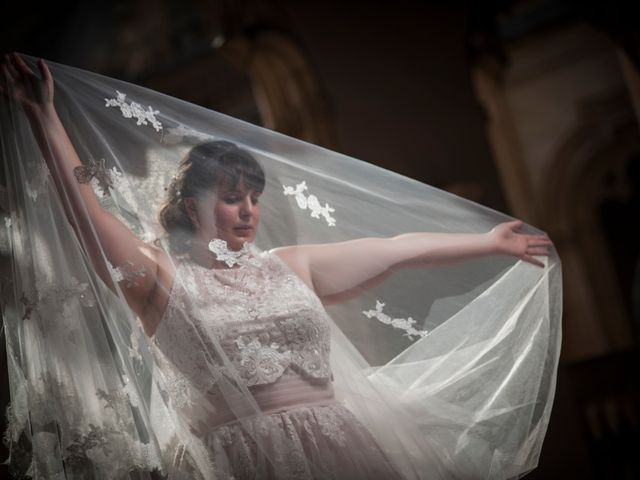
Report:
1,55,562,480
149,247,405,479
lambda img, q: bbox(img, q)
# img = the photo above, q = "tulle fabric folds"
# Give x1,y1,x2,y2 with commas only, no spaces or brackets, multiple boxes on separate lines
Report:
0,55,561,479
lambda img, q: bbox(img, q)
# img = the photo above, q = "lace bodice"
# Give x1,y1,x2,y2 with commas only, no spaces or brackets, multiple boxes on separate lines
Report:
151,248,333,402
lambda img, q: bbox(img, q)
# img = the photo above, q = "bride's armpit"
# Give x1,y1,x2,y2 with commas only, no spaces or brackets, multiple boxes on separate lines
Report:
137,248,177,338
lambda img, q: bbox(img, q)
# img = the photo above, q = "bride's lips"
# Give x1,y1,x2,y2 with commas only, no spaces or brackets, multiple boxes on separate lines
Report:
233,225,253,233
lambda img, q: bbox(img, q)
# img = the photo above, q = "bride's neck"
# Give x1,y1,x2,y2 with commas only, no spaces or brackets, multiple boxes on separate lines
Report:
188,239,236,270
188,238,249,270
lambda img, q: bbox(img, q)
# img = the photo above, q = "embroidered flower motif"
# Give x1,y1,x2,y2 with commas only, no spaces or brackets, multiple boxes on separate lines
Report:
163,372,196,409
90,167,124,198
283,181,336,226
36,276,96,315
64,423,161,476
152,250,334,399
127,331,144,366
107,166,124,194
208,239,252,267
104,90,162,132
235,336,291,386
74,158,117,198
25,163,49,202
316,408,347,447
106,261,124,283
96,388,129,412
61,276,96,308
362,300,429,340
106,260,147,287
121,381,142,409
162,123,212,144
138,231,157,243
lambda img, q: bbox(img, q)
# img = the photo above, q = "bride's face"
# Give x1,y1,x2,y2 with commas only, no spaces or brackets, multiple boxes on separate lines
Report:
192,178,261,251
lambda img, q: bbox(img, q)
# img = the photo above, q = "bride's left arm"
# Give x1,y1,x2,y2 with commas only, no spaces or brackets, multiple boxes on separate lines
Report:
271,220,553,304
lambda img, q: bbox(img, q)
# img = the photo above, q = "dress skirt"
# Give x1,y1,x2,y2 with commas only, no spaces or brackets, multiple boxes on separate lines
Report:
208,402,405,480
174,375,407,480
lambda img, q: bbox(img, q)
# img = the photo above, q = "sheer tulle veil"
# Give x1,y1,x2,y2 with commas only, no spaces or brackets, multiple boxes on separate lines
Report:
0,54,561,479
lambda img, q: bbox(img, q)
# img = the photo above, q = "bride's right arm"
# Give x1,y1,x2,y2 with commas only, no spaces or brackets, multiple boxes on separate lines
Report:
1,53,164,329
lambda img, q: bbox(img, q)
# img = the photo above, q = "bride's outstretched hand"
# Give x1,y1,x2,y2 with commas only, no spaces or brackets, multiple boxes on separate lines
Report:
0,52,54,117
489,220,554,267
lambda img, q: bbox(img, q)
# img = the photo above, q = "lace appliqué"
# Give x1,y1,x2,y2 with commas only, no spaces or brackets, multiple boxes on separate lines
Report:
235,337,290,385
96,388,132,412
97,382,142,413
18,276,95,325
208,239,252,267
105,90,163,132
73,158,117,198
107,260,147,287
166,375,196,410
25,163,49,202
4,217,10,228
126,330,145,368
363,300,429,340
315,409,347,447
283,181,336,227
210,404,379,479
162,123,212,145
64,423,161,477
216,313,331,387
63,388,162,474
56,276,94,306
153,251,333,393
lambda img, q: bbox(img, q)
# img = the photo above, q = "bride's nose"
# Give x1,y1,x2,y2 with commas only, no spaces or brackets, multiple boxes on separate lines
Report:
239,196,254,217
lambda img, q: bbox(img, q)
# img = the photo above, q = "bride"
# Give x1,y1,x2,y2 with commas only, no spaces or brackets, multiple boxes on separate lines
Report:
0,52,559,479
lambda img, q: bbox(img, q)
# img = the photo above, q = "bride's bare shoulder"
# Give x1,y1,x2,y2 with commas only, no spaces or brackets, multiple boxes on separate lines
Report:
269,245,313,289
269,245,302,266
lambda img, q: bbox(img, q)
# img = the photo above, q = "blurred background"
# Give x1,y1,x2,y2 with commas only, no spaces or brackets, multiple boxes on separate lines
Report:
1,0,638,478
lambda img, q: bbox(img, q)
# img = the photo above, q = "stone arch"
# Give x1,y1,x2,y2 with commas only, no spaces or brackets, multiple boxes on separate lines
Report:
539,93,639,358
219,29,337,148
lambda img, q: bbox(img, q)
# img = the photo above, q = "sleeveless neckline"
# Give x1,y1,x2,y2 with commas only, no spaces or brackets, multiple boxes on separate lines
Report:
152,248,269,340
173,242,264,272
150,245,334,390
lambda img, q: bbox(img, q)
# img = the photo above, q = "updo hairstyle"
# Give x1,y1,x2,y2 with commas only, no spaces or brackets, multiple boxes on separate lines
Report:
158,140,265,254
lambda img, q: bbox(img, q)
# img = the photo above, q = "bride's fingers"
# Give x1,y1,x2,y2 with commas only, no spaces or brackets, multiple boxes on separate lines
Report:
5,58,20,81
528,241,553,248
522,254,545,268
1,64,15,85
528,236,553,245
37,59,52,85
507,219,524,230
534,235,553,242
0,66,14,98
12,53,35,78
527,247,550,255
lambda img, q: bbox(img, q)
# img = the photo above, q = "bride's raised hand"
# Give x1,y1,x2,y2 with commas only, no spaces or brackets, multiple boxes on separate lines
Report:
489,220,554,267
0,52,54,117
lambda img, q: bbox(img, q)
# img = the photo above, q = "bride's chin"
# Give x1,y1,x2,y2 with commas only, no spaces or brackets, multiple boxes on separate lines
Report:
227,237,252,251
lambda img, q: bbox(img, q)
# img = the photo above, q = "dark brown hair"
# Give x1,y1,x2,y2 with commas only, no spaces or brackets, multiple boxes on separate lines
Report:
158,140,265,254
